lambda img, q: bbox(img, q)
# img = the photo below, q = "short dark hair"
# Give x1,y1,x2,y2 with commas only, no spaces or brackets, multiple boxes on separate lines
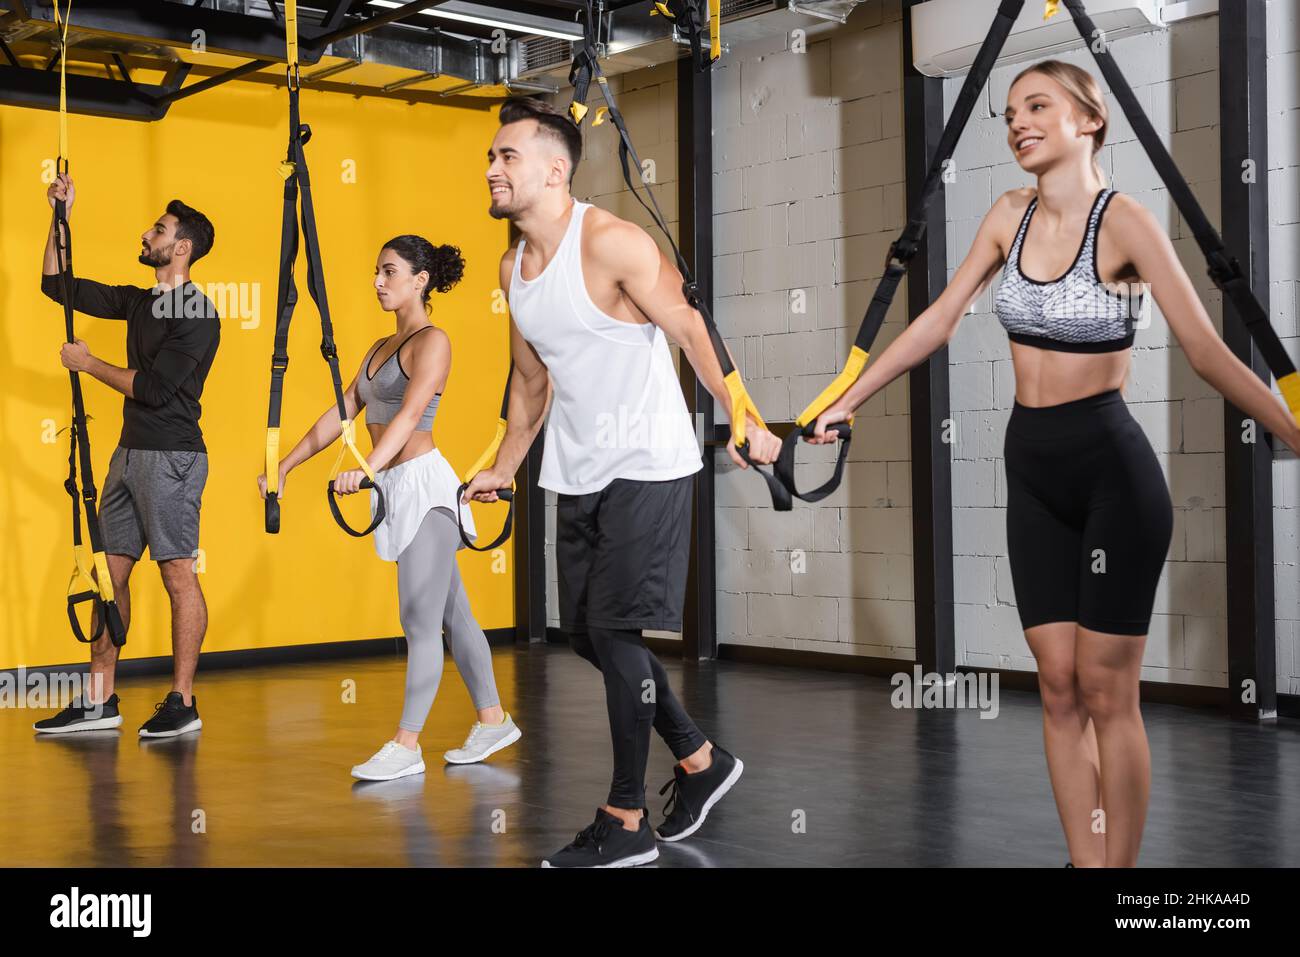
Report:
166,199,215,264
382,236,465,312
498,97,582,184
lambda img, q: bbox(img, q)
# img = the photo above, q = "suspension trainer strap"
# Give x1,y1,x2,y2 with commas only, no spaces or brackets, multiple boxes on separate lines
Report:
265,0,386,537
774,0,1027,506
1061,0,1300,420
457,363,516,552
53,0,126,647
569,1,790,507
652,0,721,71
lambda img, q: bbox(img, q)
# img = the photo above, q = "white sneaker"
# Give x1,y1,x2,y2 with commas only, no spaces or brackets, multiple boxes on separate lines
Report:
443,714,521,765
351,740,426,781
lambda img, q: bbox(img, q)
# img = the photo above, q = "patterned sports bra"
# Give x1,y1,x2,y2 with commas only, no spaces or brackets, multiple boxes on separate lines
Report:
994,188,1140,353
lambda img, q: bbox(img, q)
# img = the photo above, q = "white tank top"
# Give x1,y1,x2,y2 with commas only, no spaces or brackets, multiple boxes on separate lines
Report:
508,200,702,495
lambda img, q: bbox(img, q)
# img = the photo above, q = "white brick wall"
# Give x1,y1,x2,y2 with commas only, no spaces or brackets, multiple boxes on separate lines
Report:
1267,0,1300,695
535,1,1300,690
943,12,1244,687
710,2,915,657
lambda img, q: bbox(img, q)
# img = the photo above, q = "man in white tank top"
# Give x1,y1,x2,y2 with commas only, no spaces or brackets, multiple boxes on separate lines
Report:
463,98,780,868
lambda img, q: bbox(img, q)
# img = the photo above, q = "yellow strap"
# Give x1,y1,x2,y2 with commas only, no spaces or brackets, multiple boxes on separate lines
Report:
1044,0,1061,18
591,106,609,127
53,1,72,164
569,100,589,124
794,346,869,428
92,550,115,603
285,0,299,71
327,419,378,482
66,543,96,598
278,160,296,180
723,370,766,447
1279,371,1300,421
709,0,721,60
265,427,281,495
652,2,673,17
463,418,508,484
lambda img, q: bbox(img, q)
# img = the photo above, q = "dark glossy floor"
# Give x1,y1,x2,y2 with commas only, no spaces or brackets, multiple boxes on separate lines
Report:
2,643,1298,867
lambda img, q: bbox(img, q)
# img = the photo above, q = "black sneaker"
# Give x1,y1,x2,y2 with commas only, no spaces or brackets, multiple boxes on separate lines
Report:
33,693,123,734
654,744,744,843
138,692,202,738
541,809,659,868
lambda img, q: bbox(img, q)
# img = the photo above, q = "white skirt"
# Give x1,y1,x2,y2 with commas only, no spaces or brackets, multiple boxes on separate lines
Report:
368,448,476,562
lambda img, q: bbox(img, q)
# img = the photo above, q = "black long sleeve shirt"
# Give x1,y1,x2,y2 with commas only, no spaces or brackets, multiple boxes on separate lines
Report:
42,274,221,452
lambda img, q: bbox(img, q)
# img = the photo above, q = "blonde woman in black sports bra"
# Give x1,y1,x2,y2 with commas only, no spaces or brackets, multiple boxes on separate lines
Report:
258,237,520,781
807,61,1300,866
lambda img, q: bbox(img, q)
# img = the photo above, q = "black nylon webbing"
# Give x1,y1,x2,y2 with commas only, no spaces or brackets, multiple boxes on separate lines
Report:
1062,0,1297,389
54,188,126,647
265,83,386,536
569,1,791,507
771,0,1026,507
458,364,516,552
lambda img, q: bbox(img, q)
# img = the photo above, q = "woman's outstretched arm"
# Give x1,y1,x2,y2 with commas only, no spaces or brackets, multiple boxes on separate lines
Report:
1110,195,1300,455
806,191,1017,442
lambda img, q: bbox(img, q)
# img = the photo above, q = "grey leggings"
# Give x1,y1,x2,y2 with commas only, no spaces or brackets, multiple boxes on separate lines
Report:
397,507,500,733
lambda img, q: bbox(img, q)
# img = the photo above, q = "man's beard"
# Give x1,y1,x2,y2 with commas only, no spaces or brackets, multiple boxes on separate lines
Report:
488,188,522,221
138,244,173,267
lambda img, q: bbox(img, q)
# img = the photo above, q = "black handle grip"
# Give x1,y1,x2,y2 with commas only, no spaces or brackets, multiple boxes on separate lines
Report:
327,477,386,538
265,492,281,534
67,593,104,644
455,482,515,551
736,438,793,512
67,595,127,648
771,421,852,507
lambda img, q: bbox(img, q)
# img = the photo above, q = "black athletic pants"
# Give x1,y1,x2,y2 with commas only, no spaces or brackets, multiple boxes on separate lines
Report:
557,475,709,810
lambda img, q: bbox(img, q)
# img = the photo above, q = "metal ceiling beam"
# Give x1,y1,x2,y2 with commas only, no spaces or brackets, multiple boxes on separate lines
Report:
156,56,269,103
12,0,326,64
320,0,354,30
0,61,181,119
311,0,439,48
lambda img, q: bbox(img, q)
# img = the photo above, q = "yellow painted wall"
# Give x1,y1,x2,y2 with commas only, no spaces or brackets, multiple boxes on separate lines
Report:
0,82,513,671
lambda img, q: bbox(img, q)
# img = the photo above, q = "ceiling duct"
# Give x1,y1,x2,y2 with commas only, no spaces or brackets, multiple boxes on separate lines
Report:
511,0,868,84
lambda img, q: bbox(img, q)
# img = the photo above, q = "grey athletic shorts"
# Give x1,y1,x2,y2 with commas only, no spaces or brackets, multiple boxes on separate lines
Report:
99,446,208,562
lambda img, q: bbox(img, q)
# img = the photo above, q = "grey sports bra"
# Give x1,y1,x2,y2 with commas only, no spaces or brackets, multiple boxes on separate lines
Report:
357,326,441,431
993,188,1140,353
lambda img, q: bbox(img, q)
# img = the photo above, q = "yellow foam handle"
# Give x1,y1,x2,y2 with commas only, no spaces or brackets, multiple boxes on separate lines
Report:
92,550,115,603
463,418,508,484
569,100,589,124
795,346,869,428
1279,371,1300,421
724,370,767,447
265,427,281,495
709,0,721,60
1044,0,1061,18
328,419,377,482
67,543,96,597
286,0,299,70
653,2,673,17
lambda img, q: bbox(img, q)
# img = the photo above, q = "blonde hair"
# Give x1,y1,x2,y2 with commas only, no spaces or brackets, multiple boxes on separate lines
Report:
1010,60,1109,184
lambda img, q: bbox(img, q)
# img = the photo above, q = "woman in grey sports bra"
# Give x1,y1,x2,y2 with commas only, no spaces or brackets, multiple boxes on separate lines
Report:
258,235,520,781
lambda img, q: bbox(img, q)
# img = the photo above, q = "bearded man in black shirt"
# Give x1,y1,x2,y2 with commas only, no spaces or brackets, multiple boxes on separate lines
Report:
35,173,220,738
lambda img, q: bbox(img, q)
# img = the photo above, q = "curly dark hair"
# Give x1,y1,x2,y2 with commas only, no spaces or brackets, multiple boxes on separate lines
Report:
381,235,465,309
